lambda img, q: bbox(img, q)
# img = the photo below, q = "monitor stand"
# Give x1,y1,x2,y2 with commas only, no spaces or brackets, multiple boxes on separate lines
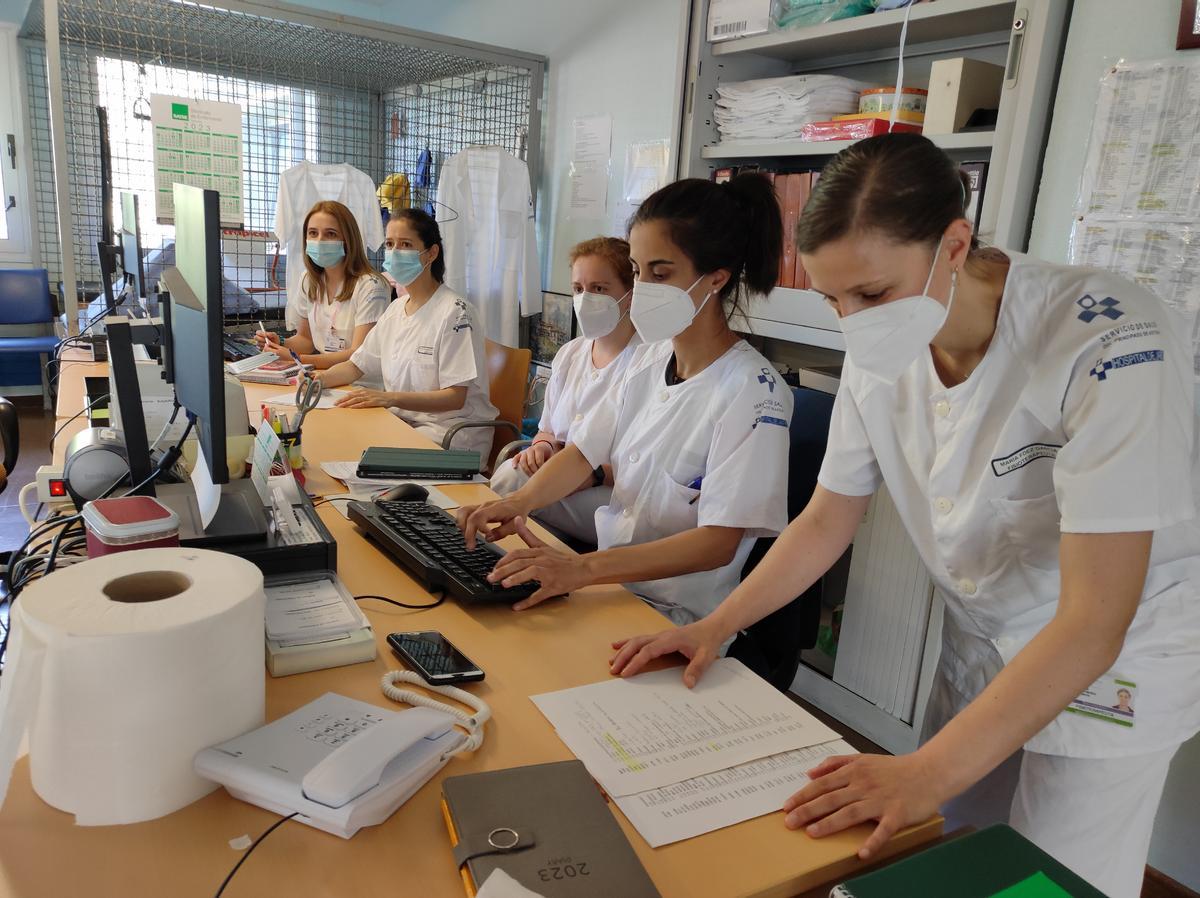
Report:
156,479,268,546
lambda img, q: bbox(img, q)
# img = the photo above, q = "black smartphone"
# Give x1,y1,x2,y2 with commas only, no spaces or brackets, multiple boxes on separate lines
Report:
387,631,485,684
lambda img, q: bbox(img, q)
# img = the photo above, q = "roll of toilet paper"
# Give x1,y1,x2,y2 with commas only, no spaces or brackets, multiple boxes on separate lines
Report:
0,547,265,825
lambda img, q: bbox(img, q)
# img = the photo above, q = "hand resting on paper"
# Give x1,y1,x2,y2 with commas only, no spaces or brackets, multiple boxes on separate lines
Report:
608,618,726,688
781,751,944,861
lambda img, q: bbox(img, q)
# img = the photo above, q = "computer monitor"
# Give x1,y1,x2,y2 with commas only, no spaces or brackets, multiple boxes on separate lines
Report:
96,107,121,316
159,182,265,543
167,183,228,484
120,192,146,300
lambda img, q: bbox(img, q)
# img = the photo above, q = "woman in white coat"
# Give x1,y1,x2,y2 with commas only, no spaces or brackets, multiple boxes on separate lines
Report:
489,236,640,543
255,200,388,369
316,209,498,459
610,134,1200,898
456,174,793,626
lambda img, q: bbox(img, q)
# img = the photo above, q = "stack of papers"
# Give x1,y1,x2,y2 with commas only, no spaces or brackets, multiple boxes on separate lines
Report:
264,574,368,642
531,658,856,847
226,351,280,375
715,75,870,140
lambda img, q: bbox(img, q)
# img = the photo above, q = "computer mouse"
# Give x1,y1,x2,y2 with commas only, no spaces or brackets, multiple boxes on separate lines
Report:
376,483,429,503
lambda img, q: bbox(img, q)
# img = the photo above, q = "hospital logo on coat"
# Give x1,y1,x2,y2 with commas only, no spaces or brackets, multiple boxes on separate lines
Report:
1089,349,1163,381
757,367,777,393
1076,294,1124,323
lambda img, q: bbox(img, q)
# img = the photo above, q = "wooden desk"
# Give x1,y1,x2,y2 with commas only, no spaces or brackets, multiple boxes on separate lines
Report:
8,363,942,898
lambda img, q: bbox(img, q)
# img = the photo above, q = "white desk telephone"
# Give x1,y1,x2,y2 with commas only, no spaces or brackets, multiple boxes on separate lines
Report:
194,671,490,838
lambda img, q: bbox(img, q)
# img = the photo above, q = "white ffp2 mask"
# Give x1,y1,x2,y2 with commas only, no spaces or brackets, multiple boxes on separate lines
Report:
630,275,712,344
839,239,956,383
572,289,629,339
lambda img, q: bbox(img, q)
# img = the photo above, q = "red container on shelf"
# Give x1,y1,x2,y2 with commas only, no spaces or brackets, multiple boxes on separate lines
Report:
82,497,181,558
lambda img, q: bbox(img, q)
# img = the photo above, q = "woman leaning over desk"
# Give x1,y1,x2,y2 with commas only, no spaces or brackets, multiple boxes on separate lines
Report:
456,173,793,629
256,200,388,370
609,133,1200,898
315,208,498,460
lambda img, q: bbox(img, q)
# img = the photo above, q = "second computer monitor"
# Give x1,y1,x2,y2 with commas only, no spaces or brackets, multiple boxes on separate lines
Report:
165,182,228,484
120,192,147,300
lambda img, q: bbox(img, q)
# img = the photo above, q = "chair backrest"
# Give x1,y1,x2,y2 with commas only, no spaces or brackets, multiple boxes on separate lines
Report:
484,338,532,463
728,385,836,691
0,397,17,488
0,269,55,325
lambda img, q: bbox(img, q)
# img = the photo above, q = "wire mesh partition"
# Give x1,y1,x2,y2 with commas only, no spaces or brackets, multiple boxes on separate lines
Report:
20,0,542,326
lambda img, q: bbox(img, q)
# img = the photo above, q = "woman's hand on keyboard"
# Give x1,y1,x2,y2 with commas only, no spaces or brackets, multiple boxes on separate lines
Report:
489,517,587,610
456,496,531,550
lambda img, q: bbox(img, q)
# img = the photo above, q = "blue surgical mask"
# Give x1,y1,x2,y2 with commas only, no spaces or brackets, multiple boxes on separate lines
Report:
306,240,345,269
383,248,429,286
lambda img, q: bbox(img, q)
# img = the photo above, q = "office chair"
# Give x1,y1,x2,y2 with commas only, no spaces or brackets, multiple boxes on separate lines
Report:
727,386,836,692
0,397,17,496
441,338,531,473
0,269,62,410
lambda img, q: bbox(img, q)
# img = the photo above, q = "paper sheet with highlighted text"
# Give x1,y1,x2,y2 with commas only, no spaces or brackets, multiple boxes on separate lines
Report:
614,739,857,847
530,657,840,797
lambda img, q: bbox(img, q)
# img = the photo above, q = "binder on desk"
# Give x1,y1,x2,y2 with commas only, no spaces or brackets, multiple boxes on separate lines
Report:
829,825,1109,898
356,447,481,481
441,760,660,898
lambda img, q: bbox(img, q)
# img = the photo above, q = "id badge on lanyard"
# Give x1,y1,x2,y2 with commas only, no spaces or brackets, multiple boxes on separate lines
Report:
318,302,346,353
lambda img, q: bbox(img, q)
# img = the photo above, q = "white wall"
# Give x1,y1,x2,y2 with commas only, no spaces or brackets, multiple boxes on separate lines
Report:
1028,0,1190,263
1029,2,1200,889
282,0,689,293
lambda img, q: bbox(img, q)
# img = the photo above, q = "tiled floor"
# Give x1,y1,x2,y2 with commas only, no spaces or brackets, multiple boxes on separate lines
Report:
1,400,56,552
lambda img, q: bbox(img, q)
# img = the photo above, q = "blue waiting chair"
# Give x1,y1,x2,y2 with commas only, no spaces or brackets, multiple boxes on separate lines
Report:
728,386,836,692
0,269,61,409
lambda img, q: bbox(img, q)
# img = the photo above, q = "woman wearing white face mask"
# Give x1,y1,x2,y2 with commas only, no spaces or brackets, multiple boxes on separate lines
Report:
489,237,640,543
317,209,498,459
254,200,389,370
457,175,793,626
610,134,1200,898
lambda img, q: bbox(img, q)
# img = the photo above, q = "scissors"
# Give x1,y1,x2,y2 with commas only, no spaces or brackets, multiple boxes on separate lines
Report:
293,375,323,429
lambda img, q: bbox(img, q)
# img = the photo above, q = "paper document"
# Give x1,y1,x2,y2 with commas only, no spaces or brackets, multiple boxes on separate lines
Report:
530,658,840,797
250,421,283,503
614,739,855,847
262,389,347,409
264,576,364,640
190,443,221,528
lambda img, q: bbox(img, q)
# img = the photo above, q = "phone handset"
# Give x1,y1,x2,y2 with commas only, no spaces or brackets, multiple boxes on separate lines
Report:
380,669,491,756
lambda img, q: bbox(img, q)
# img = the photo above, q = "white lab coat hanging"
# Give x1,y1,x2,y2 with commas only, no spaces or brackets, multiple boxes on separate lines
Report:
437,147,542,347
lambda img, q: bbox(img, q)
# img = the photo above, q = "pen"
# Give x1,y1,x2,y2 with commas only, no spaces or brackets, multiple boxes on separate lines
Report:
289,348,304,367
687,476,703,505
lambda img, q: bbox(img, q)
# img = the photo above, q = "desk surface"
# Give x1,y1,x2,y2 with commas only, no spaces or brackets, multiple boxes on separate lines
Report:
10,360,942,898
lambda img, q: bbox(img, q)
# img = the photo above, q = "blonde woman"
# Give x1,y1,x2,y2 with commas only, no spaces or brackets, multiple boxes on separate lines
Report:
257,200,389,369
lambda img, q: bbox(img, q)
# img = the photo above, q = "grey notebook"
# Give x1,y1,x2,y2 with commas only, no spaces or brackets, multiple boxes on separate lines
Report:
441,760,661,898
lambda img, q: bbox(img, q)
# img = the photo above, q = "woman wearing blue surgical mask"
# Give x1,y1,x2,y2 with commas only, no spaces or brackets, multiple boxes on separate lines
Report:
317,209,498,459
489,236,640,544
457,175,793,629
610,134,1200,898
255,200,388,370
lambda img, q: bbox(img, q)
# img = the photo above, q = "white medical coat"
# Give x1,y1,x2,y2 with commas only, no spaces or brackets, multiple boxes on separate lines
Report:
350,285,498,459
538,334,641,442
274,162,384,329
436,147,542,346
817,252,1200,758
293,274,389,353
573,340,793,624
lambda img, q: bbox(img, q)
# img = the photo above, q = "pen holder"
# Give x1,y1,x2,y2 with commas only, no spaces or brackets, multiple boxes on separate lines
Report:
278,428,303,472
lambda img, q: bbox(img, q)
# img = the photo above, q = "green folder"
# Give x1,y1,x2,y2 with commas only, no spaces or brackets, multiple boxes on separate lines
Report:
829,825,1111,898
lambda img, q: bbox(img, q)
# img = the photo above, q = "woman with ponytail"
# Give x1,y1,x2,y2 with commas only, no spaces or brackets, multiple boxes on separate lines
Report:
610,134,1199,898
456,173,793,626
